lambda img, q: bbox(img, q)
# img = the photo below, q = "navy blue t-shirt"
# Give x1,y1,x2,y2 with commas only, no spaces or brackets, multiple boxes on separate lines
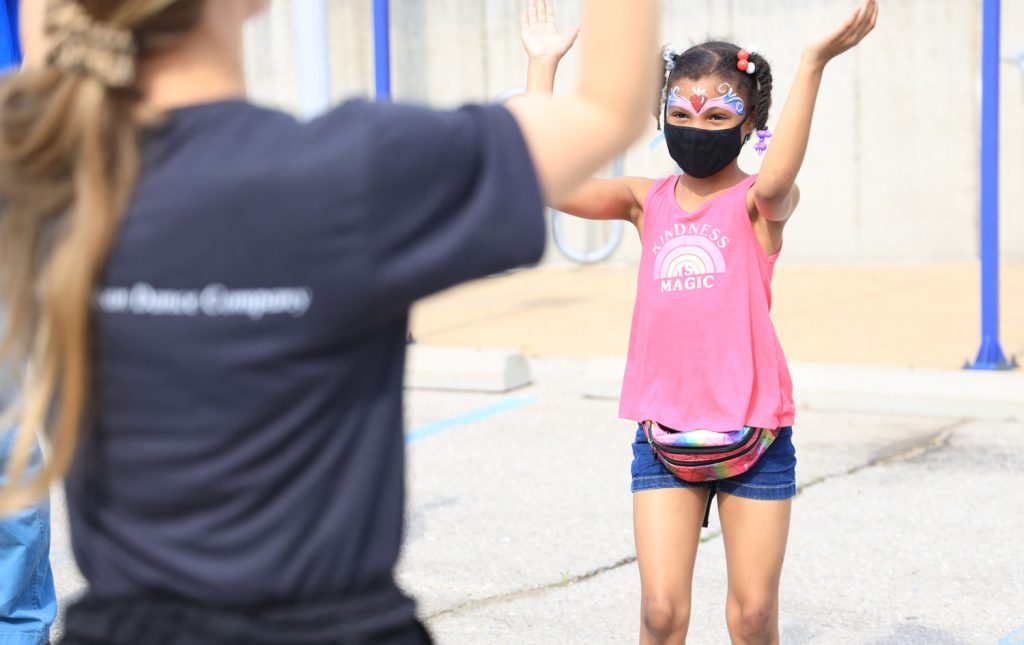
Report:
65,98,544,607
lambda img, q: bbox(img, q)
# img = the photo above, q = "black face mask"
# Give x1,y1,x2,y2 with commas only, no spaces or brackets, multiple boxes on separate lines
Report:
664,121,749,178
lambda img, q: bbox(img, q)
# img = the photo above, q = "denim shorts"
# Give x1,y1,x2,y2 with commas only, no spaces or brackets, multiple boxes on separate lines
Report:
630,424,797,500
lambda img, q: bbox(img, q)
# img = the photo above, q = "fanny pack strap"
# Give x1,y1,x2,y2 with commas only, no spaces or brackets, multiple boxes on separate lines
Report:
702,487,716,529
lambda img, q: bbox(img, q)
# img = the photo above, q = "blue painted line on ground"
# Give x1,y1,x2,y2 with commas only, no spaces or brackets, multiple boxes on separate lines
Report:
405,395,538,445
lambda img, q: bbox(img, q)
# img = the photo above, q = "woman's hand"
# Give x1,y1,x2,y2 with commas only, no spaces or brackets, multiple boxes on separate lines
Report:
802,0,878,69
521,0,580,63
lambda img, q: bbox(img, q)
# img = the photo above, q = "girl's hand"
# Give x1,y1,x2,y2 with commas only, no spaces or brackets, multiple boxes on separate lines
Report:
521,0,580,63
802,0,878,69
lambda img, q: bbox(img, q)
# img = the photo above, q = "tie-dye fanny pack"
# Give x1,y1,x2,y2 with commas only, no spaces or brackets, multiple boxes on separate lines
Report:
641,420,778,484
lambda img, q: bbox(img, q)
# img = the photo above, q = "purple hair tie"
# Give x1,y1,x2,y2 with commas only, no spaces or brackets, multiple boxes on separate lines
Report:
754,130,773,157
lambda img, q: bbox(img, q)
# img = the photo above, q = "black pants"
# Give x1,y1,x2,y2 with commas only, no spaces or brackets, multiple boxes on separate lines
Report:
60,582,433,645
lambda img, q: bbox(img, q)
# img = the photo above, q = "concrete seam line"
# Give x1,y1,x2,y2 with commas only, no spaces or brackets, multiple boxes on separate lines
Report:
425,419,968,621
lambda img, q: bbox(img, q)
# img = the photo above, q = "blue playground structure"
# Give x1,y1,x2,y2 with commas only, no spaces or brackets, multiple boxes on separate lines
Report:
293,0,391,116
373,0,391,101
0,0,20,70
968,0,1017,370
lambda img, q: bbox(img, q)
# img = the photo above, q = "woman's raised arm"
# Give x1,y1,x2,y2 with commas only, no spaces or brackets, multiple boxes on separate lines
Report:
506,0,659,203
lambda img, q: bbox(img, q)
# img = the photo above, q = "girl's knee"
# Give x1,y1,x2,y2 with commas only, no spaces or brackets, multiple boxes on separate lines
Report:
641,594,690,639
727,596,774,638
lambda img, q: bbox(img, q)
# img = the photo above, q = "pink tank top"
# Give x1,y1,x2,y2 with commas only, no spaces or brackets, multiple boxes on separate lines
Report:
618,174,795,432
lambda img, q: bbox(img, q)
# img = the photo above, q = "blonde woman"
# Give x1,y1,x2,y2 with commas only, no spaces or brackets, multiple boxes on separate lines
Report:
0,0,657,642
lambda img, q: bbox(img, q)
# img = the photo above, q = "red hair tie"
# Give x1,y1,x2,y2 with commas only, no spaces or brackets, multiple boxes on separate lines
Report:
736,50,756,75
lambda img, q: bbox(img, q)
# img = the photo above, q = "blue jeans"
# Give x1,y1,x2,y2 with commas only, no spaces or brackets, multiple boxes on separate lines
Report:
0,433,56,645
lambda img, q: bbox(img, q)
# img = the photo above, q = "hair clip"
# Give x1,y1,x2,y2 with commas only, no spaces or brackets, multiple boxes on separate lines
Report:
46,0,137,88
663,44,681,73
754,129,773,157
736,49,756,75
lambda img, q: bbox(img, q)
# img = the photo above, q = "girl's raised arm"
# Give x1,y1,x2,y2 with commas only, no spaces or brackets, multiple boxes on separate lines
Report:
751,0,878,223
507,0,658,205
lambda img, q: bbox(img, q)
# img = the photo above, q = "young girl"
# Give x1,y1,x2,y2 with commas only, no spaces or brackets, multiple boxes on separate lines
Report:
0,0,658,643
522,1,878,643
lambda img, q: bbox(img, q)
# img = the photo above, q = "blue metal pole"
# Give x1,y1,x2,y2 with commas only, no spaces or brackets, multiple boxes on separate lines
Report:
373,0,392,101
292,0,332,120
0,0,20,70
969,0,1016,370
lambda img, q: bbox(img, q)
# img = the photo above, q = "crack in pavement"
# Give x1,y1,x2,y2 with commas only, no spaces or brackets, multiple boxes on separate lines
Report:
425,556,639,622
791,419,965,495
425,419,968,622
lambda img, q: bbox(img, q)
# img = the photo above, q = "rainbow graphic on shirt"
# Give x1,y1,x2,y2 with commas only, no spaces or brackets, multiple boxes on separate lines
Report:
653,235,727,280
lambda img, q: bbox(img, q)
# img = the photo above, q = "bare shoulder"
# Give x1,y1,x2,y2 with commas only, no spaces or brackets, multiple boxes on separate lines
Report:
622,176,657,231
623,176,657,202
746,180,801,225
747,181,800,255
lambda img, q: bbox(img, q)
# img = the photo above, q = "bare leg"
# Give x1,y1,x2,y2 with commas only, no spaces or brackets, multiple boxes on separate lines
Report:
718,492,792,645
633,487,710,645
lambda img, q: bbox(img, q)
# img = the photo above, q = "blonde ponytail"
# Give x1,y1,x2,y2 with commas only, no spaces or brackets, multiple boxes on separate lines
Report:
0,0,205,513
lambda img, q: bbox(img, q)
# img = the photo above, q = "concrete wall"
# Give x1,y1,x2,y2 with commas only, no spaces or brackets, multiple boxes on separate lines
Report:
243,0,1024,264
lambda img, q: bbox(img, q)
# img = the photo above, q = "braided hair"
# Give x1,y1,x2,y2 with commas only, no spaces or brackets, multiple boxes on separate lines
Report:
657,41,773,132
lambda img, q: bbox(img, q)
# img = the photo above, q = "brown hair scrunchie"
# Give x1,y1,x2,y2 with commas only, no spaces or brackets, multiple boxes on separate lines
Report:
45,0,137,89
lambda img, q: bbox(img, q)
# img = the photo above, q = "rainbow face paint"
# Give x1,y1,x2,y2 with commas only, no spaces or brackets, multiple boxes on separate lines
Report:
667,83,746,117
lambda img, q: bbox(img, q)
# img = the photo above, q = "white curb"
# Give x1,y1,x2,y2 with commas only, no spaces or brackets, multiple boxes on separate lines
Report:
582,358,1024,421
405,345,533,393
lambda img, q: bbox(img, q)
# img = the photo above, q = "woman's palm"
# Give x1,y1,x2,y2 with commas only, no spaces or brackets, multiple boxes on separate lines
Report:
521,0,579,60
